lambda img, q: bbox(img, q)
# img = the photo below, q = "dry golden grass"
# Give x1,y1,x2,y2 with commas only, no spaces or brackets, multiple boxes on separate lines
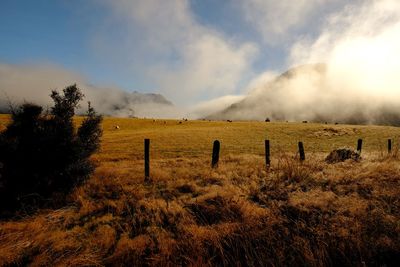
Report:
0,115,399,266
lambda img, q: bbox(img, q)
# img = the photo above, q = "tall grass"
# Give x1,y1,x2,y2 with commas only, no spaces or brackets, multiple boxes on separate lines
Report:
0,116,399,265
0,152,399,266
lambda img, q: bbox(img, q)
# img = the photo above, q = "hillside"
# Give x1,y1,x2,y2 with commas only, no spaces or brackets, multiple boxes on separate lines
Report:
102,91,175,118
207,64,400,126
0,116,399,266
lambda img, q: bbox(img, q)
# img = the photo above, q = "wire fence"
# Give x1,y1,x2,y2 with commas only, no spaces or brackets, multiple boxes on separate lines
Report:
138,137,396,181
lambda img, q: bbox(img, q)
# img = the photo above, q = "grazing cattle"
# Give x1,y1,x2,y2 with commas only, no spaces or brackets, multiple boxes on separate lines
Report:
115,125,120,130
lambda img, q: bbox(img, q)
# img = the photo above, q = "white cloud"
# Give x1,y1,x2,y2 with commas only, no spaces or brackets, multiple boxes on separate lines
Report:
239,0,333,44
289,0,400,101
154,34,257,103
219,0,400,124
97,0,259,105
244,70,279,94
0,63,85,107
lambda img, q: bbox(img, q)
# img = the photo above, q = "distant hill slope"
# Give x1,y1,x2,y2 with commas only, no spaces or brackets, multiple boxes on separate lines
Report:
206,64,400,126
105,91,175,117
126,91,173,106
206,64,326,121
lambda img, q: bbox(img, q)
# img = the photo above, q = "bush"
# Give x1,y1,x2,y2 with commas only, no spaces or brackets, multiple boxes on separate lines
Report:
0,84,102,215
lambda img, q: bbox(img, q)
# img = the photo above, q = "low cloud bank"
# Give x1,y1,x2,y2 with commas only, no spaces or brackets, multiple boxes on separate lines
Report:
208,64,400,125
0,63,181,118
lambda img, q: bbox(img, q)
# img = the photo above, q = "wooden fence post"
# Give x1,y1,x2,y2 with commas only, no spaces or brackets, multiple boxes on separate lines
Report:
265,140,270,167
357,139,363,154
211,140,220,168
144,138,150,181
298,141,305,161
388,139,392,154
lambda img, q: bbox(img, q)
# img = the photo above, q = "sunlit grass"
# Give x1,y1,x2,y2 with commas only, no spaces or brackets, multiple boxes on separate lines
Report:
1,115,399,161
103,118,400,157
0,114,399,266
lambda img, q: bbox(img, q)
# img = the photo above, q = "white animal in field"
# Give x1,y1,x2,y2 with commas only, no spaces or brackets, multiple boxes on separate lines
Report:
115,125,120,130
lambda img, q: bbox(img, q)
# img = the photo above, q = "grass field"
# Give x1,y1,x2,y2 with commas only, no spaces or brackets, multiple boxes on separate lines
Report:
2,114,400,160
0,115,399,266
96,117,400,159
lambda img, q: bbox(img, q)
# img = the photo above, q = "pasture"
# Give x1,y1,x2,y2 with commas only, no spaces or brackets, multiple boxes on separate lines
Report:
2,115,400,162
98,117,400,159
0,115,399,266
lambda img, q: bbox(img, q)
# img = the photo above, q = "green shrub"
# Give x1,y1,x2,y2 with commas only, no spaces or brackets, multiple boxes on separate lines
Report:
0,84,102,215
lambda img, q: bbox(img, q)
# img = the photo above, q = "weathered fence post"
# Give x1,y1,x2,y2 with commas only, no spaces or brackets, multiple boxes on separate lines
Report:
144,138,150,181
298,141,305,161
388,139,392,154
357,139,363,154
265,140,270,167
211,140,220,168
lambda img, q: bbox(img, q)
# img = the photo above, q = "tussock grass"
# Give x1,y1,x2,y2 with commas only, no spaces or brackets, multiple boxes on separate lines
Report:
0,116,399,266
1,155,399,266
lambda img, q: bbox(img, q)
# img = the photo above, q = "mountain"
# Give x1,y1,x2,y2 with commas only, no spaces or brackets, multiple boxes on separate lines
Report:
125,91,173,106
206,64,400,125
206,63,327,121
80,90,176,118
107,91,173,113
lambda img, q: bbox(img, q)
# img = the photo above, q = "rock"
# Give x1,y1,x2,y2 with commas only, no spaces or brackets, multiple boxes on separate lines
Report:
325,148,360,163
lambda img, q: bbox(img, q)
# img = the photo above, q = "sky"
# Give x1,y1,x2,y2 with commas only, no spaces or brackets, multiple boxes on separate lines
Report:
0,0,399,115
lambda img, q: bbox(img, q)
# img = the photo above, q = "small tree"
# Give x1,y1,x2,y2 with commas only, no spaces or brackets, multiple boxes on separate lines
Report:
0,84,102,215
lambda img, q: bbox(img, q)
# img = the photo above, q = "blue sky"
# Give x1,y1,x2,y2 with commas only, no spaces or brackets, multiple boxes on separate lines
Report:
1,1,112,83
0,0,304,102
0,0,375,106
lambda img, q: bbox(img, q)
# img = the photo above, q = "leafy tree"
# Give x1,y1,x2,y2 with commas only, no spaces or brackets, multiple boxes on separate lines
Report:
0,84,102,215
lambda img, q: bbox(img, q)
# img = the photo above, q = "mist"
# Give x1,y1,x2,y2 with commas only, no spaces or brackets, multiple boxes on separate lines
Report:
189,95,245,119
207,0,400,125
0,63,182,118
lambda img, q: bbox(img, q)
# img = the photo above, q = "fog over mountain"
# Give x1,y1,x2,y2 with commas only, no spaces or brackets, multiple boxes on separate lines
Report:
207,64,400,126
204,0,400,126
0,63,179,118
